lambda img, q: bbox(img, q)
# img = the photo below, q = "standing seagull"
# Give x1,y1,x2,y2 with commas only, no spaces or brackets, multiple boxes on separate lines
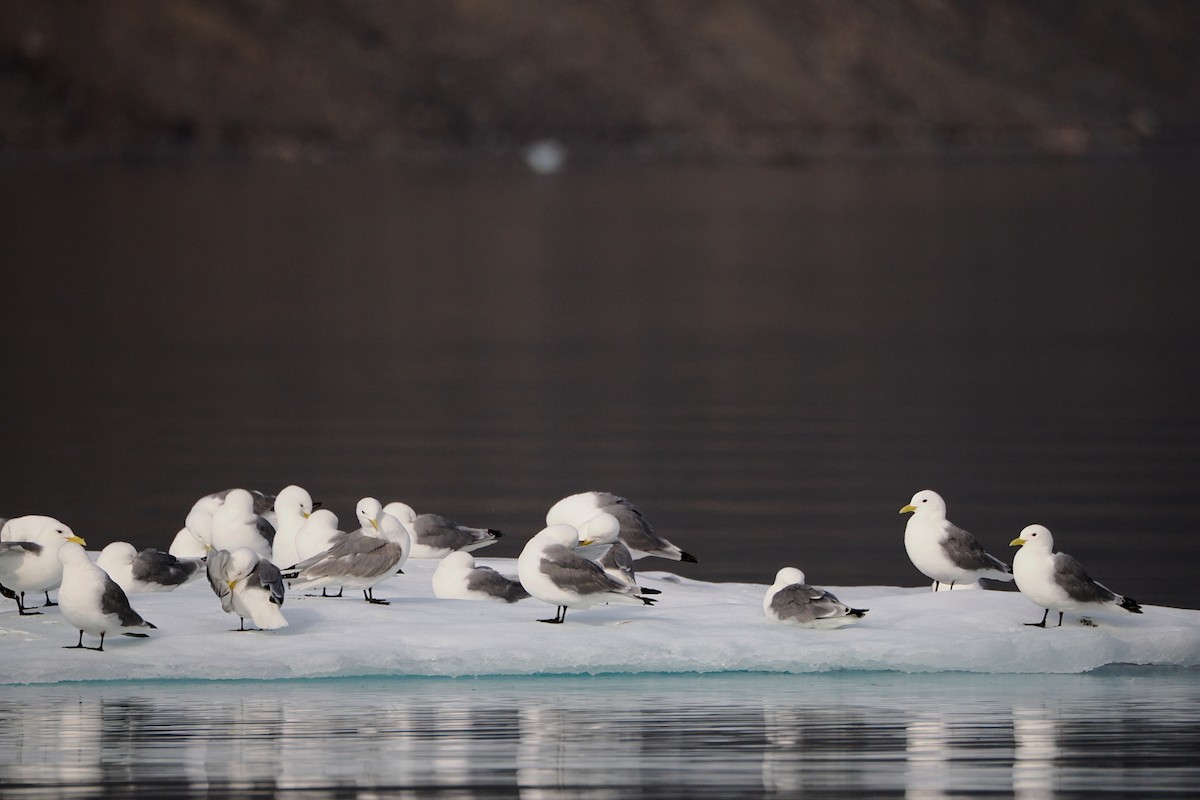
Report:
900,490,1014,590
763,567,867,628
270,484,319,571
546,491,698,563
517,524,657,624
432,550,530,603
210,489,275,561
96,542,203,594
281,498,409,604
1010,524,1142,628
2,514,70,607
57,542,156,651
206,547,288,631
388,502,504,559
0,521,86,615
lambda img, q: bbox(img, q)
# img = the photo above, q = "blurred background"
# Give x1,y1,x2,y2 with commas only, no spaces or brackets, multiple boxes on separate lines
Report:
3,1,1199,607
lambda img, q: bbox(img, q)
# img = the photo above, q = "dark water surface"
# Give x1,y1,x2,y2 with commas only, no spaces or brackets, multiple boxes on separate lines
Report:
2,160,1199,607
1,671,1198,798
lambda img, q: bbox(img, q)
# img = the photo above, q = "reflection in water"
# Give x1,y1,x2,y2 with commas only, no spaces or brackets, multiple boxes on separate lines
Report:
0,671,1197,798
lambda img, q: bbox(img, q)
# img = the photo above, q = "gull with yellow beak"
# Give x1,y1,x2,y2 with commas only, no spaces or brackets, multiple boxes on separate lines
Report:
0,519,86,615
57,541,157,651
206,546,288,631
900,489,1014,590
1010,524,1142,628
270,484,320,571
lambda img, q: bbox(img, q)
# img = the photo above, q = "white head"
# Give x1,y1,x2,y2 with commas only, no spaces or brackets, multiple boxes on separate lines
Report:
546,492,600,527
56,540,92,567
537,524,582,549
773,567,806,587
305,508,339,531
274,485,315,521
900,489,947,518
222,489,255,514
578,512,620,546
383,501,417,526
441,550,475,571
1011,524,1054,552
226,547,261,584
356,497,384,532
34,520,85,549
99,541,138,566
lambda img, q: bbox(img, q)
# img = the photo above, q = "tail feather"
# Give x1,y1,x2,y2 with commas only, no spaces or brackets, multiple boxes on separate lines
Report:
679,551,698,564
849,608,868,618
1119,595,1143,614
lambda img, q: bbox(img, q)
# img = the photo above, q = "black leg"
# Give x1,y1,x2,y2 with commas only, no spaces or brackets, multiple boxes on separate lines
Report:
933,582,940,592
17,592,42,616
95,632,105,652
949,582,956,590
334,587,343,598
1055,611,1064,627
364,589,389,605
43,591,57,607
63,630,86,649
539,606,567,624
1025,608,1050,628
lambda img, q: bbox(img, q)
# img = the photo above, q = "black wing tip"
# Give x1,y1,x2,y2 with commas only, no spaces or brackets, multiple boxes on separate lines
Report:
680,551,699,564
488,529,504,538
639,587,663,595
850,608,869,617
1121,596,1143,614
122,632,151,638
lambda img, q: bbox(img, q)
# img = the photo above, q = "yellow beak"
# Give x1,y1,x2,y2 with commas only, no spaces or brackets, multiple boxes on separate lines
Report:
68,535,86,546
370,519,379,531
1009,538,1026,547
228,579,239,590
579,538,595,547
302,511,310,518
899,505,917,514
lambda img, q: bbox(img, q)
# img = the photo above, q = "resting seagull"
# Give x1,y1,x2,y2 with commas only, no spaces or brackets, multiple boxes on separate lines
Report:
900,490,1013,590
546,491,698,563
210,489,276,561
574,512,660,595
432,550,530,603
1010,524,1142,628
281,497,409,604
763,567,867,628
96,541,203,594
386,503,503,559
0,520,85,615
517,524,656,624
57,542,156,651
270,484,319,571
2,514,71,607
206,547,288,631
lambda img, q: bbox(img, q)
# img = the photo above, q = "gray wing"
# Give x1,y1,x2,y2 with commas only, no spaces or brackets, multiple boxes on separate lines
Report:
250,490,275,516
414,514,488,550
295,533,401,579
132,548,199,586
466,565,530,602
0,541,42,556
599,540,637,580
770,583,849,623
99,576,149,627
1052,553,1117,604
206,549,236,612
256,516,276,544
943,523,1011,574
595,494,666,551
249,559,286,608
539,543,629,595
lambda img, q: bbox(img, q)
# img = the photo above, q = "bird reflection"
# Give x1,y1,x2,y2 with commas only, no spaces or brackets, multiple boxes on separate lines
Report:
517,703,639,800
904,716,951,800
1012,706,1059,800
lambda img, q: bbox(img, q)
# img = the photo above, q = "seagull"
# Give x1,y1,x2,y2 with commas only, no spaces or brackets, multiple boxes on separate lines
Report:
1010,524,1143,628
432,550,530,603
210,488,276,561
57,541,156,651
0,520,86,615
517,524,656,624
171,488,277,557
2,514,70,607
387,502,503,559
763,567,867,628
900,490,1014,590
574,512,660,595
270,484,320,570
206,547,288,631
546,491,698,563
96,541,204,594
281,498,409,604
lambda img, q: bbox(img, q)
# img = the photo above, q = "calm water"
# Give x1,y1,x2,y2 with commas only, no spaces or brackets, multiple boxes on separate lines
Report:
0,670,1197,798
2,160,1200,610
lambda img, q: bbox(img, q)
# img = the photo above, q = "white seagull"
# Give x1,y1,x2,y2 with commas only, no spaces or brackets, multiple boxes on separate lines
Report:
57,541,157,651
96,541,204,594
900,490,1014,590
206,547,288,631
432,550,530,603
270,484,319,570
0,520,86,615
574,512,660,596
1010,524,1143,628
210,489,276,561
546,491,697,563
517,524,656,624
281,498,409,604
1,514,72,608
386,503,503,560
763,567,867,628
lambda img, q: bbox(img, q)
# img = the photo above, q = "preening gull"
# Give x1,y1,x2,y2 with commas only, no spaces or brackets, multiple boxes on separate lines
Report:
1,514,70,607
1010,524,1143,628
763,567,867,628
546,491,698,563
0,520,85,615
171,488,277,558
96,541,203,594
900,490,1013,590
574,512,660,595
281,498,409,604
396,505,503,559
271,484,319,570
432,550,530,603
57,541,156,651
517,524,657,624
206,547,288,631
210,489,275,561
